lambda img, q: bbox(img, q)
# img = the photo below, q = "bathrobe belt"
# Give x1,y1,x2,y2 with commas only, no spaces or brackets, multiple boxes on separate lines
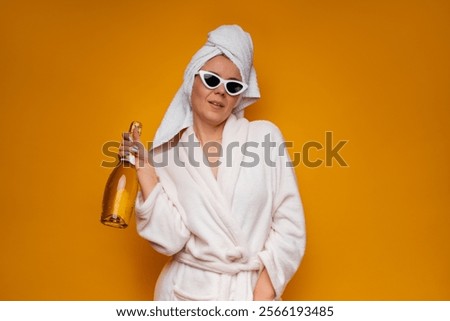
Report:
174,250,262,275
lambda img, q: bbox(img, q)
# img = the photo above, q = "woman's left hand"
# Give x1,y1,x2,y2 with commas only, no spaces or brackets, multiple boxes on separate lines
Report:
253,268,276,301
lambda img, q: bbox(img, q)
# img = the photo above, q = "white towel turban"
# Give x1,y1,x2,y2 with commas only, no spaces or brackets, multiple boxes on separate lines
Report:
151,24,261,150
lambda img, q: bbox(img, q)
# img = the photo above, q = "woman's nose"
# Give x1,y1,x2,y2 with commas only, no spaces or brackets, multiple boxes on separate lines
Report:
214,84,226,95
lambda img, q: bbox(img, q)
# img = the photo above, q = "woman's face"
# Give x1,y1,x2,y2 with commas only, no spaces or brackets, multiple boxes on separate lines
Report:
191,55,242,128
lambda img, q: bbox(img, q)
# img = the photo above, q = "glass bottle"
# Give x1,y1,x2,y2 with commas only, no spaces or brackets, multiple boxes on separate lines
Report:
100,121,142,228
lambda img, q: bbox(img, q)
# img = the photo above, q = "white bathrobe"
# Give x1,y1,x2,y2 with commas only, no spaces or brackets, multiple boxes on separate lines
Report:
135,114,306,300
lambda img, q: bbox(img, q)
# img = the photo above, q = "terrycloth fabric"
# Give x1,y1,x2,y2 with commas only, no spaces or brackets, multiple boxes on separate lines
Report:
151,25,260,151
135,114,306,300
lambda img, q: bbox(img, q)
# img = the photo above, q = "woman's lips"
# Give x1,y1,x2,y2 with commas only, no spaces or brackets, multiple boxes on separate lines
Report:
208,100,225,108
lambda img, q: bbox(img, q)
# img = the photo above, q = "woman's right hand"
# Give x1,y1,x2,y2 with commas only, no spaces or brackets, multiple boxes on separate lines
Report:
119,127,148,169
118,127,159,200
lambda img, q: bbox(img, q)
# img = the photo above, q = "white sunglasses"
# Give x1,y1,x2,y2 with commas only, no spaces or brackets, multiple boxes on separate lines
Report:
196,70,248,96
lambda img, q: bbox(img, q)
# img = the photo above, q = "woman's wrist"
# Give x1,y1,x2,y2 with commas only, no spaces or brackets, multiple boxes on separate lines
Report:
136,162,158,199
253,267,276,301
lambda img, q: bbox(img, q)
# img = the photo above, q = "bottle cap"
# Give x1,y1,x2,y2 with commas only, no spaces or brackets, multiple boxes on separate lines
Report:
129,121,142,140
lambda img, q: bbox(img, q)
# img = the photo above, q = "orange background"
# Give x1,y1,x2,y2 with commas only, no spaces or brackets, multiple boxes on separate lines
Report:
1,0,449,300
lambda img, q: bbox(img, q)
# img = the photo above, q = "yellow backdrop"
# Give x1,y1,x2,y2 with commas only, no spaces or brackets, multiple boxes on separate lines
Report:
1,0,449,300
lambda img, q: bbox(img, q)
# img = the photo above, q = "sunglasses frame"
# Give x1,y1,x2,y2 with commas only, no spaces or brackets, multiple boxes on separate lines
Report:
196,70,248,96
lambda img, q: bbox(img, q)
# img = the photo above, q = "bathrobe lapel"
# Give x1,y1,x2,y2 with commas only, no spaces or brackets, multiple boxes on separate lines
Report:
177,114,249,247
217,115,249,209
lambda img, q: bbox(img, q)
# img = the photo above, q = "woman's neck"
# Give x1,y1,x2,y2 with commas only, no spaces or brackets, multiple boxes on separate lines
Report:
193,121,224,145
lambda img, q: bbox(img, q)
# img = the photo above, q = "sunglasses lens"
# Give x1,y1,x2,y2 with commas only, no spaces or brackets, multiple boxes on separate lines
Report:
226,82,244,95
203,73,220,88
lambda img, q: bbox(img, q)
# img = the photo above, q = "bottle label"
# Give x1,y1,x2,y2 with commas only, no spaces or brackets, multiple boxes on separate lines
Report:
127,154,136,166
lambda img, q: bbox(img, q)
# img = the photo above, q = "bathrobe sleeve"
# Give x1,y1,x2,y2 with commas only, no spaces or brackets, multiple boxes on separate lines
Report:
257,124,306,299
135,182,191,256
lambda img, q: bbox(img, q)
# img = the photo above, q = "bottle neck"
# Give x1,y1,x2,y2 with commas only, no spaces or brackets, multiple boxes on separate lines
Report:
119,155,135,167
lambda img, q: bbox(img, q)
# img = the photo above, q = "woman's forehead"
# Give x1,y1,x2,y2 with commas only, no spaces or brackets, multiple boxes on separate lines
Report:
202,55,242,80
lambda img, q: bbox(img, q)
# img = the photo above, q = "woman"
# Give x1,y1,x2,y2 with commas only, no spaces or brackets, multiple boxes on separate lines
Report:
120,25,306,300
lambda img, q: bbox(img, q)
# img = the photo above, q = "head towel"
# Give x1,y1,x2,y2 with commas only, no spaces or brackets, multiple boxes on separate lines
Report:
151,25,261,150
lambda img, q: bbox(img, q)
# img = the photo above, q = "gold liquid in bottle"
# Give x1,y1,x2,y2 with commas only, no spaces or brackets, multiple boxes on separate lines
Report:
101,121,142,228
